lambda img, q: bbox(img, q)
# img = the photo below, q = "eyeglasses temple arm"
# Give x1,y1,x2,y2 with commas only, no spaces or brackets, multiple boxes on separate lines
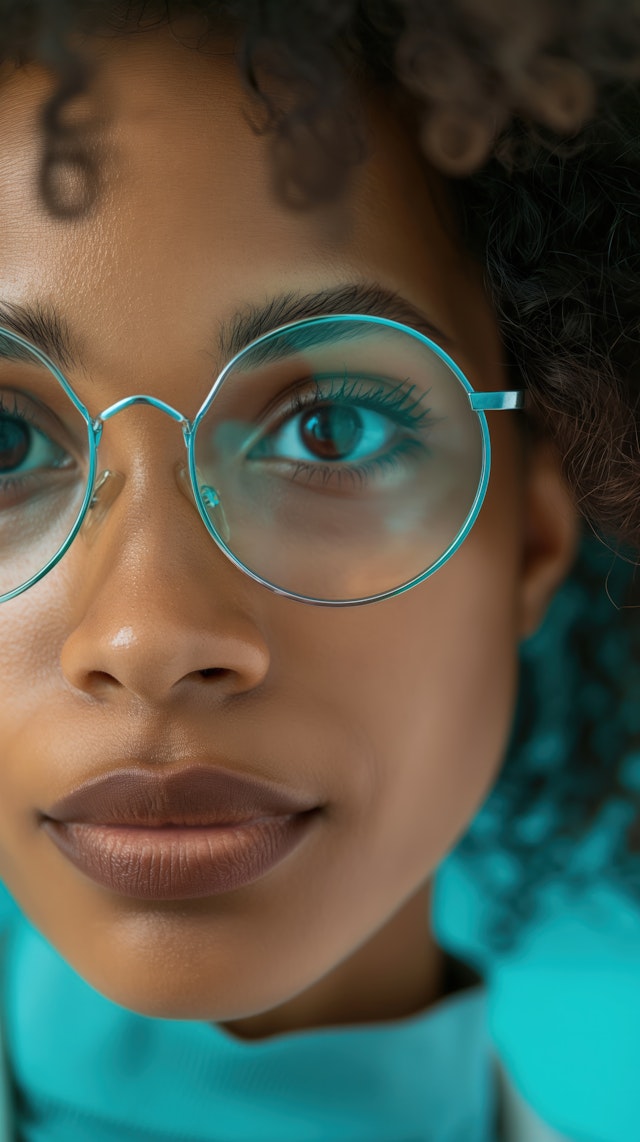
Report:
469,391,525,411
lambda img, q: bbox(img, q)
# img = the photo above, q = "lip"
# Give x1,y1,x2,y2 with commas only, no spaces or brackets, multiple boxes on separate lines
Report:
41,764,319,827
40,764,321,901
41,814,319,899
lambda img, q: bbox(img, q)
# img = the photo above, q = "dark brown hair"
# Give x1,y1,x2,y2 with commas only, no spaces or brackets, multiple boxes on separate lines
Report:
5,0,640,553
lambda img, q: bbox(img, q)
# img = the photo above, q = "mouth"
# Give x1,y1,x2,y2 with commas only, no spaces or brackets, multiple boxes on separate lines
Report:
39,762,322,900
42,811,321,900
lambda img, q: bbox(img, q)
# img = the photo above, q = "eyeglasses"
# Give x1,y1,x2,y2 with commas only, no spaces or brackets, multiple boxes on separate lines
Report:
0,313,524,607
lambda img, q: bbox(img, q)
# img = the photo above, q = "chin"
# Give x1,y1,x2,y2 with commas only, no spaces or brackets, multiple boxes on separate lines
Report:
72,953,294,1024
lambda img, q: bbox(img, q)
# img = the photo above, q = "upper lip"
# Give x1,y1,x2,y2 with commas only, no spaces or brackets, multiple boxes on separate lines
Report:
41,765,319,827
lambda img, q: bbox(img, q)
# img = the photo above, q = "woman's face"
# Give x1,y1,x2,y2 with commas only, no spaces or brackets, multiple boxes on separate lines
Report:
0,25,576,1035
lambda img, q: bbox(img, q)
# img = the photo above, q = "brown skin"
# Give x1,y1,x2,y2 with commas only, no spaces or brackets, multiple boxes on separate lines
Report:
0,26,578,1039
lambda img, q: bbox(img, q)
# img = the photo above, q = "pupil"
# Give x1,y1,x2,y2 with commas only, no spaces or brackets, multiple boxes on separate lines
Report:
0,415,29,473
300,405,362,460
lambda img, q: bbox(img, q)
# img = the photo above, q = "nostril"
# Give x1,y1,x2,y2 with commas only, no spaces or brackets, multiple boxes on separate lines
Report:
200,668,227,679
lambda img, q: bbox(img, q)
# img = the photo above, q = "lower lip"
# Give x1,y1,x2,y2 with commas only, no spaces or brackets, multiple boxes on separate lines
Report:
42,812,319,900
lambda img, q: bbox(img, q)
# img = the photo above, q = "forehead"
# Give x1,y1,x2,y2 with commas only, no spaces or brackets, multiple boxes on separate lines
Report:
0,26,499,395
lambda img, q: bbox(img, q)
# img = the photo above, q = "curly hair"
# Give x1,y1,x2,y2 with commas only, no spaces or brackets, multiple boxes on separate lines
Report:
1,0,640,950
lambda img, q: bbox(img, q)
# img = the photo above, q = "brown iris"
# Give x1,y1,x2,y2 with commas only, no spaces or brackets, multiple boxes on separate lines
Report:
300,404,363,461
0,415,29,473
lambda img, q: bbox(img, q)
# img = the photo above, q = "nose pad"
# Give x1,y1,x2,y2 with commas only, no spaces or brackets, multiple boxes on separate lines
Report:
80,469,126,547
175,461,197,508
178,462,231,544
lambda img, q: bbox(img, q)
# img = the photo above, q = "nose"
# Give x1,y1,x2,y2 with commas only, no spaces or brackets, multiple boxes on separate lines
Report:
59,421,271,708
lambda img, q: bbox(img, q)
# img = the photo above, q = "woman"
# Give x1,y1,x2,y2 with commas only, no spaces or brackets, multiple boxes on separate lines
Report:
0,3,638,1139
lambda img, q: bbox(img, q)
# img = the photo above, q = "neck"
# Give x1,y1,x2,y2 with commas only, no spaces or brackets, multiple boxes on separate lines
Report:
220,880,447,1042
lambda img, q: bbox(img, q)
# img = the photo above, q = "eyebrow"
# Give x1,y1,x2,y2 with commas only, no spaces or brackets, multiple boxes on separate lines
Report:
0,300,85,372
0,282,455,375
217,283,455,360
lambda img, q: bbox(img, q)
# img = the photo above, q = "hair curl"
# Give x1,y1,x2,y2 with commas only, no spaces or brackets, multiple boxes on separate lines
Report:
1,0,640,949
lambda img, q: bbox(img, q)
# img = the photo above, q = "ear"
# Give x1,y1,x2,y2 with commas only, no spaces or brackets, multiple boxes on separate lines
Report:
517,433,581,640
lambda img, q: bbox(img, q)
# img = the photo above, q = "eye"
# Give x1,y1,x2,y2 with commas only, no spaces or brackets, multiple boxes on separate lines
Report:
0,393,78,514
245,372,434,484
262,400,396,465
0,409,69,477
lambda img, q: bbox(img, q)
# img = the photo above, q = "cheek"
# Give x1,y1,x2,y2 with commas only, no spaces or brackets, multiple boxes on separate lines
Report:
0,581,69,700
274,551,520,902
273,428,525,883
0,583,72,859
395,538,522,866
377,583,518,875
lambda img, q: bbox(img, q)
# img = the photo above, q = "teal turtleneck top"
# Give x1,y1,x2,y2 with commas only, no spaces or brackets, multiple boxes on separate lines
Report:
0,908,497,1142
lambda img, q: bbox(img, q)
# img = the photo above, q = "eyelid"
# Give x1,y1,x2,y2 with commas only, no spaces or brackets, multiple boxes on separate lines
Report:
255,372,431,430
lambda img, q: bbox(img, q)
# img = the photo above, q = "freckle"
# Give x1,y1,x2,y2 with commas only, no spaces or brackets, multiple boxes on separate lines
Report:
111,626,136,648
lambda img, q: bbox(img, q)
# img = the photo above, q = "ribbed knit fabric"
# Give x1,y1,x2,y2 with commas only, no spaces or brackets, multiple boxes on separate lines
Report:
2,913,498,1142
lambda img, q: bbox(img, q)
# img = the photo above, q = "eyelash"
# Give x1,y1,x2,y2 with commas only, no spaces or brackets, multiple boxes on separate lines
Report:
285,372,432,427
0,391,40,432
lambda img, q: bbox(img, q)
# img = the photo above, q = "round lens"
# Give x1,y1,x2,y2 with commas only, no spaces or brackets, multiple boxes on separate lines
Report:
0,330,92,602
192,317,485,603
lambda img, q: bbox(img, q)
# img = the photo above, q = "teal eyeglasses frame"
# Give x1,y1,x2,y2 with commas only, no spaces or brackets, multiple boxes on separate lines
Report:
0,313,525,607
